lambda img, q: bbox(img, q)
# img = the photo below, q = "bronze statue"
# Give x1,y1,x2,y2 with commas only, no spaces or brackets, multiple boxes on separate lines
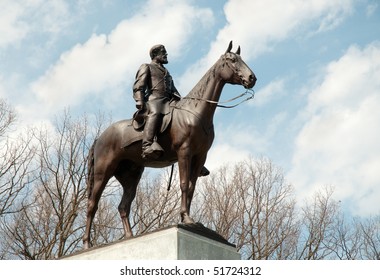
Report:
83,41,256,249
132,44,209,176
133,44,181,159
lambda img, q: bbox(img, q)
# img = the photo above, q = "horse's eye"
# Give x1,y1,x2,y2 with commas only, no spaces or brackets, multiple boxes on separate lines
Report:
231,57,236,63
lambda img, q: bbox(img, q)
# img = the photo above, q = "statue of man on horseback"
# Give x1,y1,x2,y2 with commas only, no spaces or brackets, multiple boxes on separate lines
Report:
82,41,256,249
133,44,181,160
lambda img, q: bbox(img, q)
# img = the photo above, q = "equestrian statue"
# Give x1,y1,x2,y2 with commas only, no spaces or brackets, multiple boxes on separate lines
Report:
83,41,256,249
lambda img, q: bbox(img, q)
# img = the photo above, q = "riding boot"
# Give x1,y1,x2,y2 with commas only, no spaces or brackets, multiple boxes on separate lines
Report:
142,114,164,160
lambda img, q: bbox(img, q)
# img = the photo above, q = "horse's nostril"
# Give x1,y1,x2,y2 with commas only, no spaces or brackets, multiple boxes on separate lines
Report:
248,74,257,87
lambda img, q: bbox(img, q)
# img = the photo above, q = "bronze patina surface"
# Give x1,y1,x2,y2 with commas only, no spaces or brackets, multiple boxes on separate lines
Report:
83,41,256,249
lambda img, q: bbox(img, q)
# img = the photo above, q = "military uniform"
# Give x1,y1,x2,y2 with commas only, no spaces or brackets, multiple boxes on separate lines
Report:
133,62,180,159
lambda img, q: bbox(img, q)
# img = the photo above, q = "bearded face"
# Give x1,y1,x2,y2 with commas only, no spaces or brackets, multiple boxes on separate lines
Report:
154,47,168,64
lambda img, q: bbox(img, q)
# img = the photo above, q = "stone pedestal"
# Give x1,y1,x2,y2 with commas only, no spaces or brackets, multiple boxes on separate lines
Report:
63,224,240,260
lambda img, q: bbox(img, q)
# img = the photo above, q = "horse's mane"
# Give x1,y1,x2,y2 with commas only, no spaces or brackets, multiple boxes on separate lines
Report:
177,60,219,107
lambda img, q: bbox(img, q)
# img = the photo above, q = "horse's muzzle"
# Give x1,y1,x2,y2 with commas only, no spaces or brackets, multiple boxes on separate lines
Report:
244,74,257,89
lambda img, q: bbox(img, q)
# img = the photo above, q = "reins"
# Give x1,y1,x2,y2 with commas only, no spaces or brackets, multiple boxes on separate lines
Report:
182,88,255,108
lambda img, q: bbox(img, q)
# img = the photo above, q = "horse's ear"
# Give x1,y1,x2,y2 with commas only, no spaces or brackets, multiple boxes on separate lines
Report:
236,46,241,55
225,41,233,53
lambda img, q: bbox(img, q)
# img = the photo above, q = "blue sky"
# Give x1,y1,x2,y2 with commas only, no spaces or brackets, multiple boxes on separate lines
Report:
1,0,379,217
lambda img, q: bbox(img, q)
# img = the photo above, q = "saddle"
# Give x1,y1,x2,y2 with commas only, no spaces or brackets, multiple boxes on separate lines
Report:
122,101,175,148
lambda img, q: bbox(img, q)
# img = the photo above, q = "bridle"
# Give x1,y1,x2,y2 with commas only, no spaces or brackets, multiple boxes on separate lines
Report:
182,53,255,108
167,53,255,191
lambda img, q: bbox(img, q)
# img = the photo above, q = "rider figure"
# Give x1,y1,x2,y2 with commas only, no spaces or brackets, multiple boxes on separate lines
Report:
133,44,180,159
133,44,210,176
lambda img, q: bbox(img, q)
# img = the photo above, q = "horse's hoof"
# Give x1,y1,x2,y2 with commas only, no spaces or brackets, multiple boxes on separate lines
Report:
182,215,195,224
83,241,91,250
124,232,133,239
199,166,210,177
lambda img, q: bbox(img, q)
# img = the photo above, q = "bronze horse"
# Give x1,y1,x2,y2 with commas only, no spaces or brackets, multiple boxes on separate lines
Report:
83,41,256,249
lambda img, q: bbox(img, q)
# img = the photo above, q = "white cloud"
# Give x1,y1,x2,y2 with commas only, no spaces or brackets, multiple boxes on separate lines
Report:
289,42,380,216
0,2,28,48
219,0,353,55
209,123,266,168
252,78,286,107
0,76,6,99
366,3,378,17
206,143,250,171
206,110,288,171
29,0,213,118
0,0,74,48
178,0,354,94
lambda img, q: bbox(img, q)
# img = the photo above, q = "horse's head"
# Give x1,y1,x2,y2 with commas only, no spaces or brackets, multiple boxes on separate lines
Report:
220,41,256,89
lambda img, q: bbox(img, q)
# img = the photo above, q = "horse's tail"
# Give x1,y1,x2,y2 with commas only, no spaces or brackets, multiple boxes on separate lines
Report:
86,139,97,199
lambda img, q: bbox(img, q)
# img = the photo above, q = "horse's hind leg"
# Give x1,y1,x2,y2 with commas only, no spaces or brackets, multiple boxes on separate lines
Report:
83,168,113,249
115,162,144,238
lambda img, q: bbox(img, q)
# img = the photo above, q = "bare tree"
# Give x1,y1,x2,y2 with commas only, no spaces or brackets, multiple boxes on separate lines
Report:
326,214,362,260
1,105,378,261
195,165,243,241
238,157,298,260
1,109,181,258
0,100,36,257
197,157,299,260
0,98,16,136
324,213,380,260
296,186,340,259
130,168,181,235
1,111,104,259
359,215,380,259
0,136,35,217
0,99,35,217
88,188,124,246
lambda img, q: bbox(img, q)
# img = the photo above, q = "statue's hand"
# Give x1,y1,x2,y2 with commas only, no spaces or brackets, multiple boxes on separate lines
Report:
136,100,144,110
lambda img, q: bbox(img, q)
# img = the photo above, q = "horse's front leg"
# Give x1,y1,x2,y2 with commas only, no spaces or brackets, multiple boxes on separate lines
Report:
187,156,206,214
177,149,195,224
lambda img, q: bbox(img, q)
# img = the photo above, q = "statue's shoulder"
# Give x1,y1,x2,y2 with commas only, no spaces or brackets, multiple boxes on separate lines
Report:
138,63,151,71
